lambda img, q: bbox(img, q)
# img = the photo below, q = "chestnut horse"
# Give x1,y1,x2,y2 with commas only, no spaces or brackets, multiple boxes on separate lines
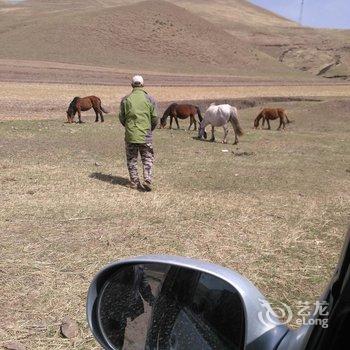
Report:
160,103,203,131
66,96,108,123
254,108,290,130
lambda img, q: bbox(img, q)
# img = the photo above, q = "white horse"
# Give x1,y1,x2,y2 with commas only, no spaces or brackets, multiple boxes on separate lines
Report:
198,103,243,144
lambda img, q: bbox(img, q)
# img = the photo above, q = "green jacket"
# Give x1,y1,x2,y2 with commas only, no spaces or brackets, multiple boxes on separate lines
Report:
119,87,158,144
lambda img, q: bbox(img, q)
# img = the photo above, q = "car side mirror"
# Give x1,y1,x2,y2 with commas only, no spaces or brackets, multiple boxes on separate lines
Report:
87,255,288,350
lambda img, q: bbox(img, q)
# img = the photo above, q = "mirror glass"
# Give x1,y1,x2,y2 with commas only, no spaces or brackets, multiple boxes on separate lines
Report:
97,263,245,350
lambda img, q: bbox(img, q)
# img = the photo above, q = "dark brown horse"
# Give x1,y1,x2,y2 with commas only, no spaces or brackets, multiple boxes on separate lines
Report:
66,96,108,123
160,103,203,131
254,108,290,130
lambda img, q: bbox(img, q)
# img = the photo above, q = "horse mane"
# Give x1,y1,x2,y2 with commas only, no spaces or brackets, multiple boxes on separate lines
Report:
68,97,80,112
161,103,177,120
254,110,263,127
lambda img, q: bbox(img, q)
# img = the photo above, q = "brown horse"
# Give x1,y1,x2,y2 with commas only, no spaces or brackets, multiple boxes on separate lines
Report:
160,103,203,131
254,108,290,130
66,96,108,123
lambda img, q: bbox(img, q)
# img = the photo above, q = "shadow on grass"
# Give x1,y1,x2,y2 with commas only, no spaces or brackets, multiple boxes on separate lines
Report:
192,136,217,143
89,172,129,187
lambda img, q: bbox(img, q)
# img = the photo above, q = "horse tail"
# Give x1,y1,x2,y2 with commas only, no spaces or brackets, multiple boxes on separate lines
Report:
279,109,292,124
93,97,108,114
230,108,243,136
100,105,109,114
195,106,203,122
284,112,292,123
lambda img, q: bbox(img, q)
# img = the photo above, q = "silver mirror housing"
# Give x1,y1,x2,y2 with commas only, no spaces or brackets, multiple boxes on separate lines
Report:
87,255,288,350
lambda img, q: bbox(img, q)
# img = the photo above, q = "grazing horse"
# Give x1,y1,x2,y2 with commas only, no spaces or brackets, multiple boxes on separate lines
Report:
160,103,203,131
254,108,290,130
66,96,108,123
198,104,243,144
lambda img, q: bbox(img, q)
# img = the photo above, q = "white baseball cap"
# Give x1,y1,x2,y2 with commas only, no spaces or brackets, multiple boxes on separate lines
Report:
132,75,144,86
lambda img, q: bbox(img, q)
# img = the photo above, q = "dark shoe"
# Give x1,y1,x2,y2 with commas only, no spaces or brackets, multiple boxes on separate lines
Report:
129,182,143,191
143,181,152,192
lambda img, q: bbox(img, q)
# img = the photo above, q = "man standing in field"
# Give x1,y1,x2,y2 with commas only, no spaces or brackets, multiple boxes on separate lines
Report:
119,75,158,191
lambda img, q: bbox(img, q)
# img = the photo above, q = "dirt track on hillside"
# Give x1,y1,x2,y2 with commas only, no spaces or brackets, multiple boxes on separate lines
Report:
0,59,341,86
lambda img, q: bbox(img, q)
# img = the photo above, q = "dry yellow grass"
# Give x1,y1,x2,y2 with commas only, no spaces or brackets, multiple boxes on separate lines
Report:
0,1,349,348
1,96,349,349
3,82,350,100
1,82,350,120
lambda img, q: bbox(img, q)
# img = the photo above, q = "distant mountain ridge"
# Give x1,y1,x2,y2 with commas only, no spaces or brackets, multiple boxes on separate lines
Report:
0,0,348,80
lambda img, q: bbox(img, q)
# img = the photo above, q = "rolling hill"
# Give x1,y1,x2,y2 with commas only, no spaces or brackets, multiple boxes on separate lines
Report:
0,0,349,80
0,0,297,78
174,0,350,79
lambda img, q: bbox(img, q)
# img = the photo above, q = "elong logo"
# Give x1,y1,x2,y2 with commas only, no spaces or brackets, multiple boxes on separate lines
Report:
258,299,329,329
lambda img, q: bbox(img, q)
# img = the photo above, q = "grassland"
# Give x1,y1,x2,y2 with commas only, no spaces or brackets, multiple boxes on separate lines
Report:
1,95,349,349
2,81,350,120
1,1,349,348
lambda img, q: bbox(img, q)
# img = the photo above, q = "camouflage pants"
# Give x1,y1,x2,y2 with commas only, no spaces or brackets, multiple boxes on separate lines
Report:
125,142,154,184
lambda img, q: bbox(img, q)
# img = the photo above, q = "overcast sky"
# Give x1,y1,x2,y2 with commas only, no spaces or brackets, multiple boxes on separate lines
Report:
249,0,350,29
